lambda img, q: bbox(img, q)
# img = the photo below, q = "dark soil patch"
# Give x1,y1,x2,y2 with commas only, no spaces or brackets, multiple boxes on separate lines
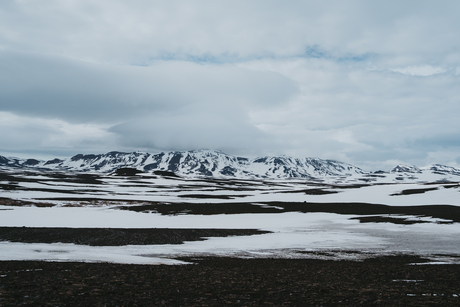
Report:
0,185,106,194
0,183,19,190
114,168,143,176
153,170,181,177
116,201,460,223
350,216,434,225
116,202,284,215
329,183,373,189
304,189,339,195
443,184,460,189
177,194,250,199
70,174,104,185
33,197,121,202
278,188,339,195
1,256,460,306
0,198,54,207
0,171,104,185
277,202,460,223
0,227,270,246
391,187,439,196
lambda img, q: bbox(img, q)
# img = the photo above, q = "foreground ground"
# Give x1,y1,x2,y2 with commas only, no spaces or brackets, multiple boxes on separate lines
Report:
1,256,460,306
1,170,460,305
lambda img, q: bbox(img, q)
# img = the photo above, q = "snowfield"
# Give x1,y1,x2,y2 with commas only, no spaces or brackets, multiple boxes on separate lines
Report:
1,169,459,265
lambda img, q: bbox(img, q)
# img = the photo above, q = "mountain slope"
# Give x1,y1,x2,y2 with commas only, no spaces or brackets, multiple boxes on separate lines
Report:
0,150,363,179
2,150,460,181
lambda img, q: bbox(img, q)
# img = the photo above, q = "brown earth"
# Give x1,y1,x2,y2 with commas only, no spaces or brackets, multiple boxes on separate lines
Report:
1,256,460,306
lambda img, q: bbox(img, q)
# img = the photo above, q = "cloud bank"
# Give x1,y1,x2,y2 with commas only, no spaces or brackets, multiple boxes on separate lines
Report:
1,0,460,169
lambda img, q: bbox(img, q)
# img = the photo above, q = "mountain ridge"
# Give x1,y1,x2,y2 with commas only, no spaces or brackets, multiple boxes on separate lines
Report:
0,150,363,179
1,150,460,180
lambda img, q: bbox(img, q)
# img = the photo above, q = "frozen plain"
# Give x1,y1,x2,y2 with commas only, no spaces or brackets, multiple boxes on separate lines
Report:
0,170,459,265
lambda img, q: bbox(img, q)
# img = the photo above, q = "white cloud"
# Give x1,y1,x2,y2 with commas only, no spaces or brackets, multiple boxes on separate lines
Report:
240,56,460,168
1,1,459,65
110,113,269,155
0,111,116,157
391,65,446,76
0,51,299,122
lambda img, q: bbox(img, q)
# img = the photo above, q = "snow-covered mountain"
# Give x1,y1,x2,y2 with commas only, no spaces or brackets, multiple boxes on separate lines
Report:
390,165,422,173
0,150,364,179
428,164,460,176
1,150,460,181
383,163,460,183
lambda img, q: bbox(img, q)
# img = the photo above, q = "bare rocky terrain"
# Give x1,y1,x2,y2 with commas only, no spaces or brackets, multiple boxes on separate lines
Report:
1,256,460,306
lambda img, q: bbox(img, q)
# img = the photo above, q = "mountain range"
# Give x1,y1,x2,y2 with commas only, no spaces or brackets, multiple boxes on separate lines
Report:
1,150,460,180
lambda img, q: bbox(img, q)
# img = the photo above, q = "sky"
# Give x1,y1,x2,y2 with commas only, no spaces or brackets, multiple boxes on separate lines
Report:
1,0,460,171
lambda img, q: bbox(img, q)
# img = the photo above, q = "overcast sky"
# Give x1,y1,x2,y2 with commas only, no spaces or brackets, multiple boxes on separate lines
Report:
1,0,460,170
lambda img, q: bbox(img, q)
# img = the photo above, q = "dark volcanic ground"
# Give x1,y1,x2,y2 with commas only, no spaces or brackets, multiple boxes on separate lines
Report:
115,201,460,223
0,227,270,246
1,256,460,306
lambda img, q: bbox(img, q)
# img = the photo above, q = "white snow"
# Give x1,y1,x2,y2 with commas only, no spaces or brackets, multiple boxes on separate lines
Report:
0,171,460,264
1,205,460,264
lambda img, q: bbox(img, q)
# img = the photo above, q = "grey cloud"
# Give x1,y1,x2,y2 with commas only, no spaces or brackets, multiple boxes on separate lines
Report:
410,135,460,150
242,57,460,168
0,119,56,149
0,51,299,124
109,112,269,155
2,1,460,65
0,111,118,157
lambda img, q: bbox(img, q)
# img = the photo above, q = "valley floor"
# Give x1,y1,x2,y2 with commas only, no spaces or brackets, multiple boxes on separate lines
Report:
1,170,460,305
